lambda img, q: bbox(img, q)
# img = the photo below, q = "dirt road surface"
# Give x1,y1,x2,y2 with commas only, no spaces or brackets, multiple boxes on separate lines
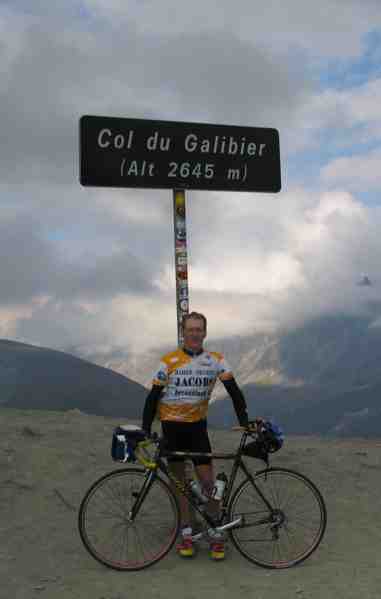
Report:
1,408,380,599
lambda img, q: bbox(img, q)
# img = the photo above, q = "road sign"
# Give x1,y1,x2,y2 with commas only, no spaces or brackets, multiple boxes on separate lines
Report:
80,116,281,192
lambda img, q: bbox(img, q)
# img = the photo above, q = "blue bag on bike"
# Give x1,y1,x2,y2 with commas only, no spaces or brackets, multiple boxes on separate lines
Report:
111,425,146,463
262,420,284,452
242,420,284,460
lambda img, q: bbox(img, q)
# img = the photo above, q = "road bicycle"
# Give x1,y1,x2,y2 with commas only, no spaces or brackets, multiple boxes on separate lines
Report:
78,422,327,571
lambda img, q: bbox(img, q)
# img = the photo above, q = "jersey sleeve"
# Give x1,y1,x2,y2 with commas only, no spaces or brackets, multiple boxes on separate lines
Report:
152,360,169,387
217,354,234,381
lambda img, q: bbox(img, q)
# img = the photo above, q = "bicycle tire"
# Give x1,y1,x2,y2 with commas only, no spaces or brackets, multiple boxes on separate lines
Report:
228,467,327,569
78,467,180,571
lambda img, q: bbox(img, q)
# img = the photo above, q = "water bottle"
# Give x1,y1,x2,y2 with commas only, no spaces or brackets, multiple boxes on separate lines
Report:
189,480,209,504
212,472,228,501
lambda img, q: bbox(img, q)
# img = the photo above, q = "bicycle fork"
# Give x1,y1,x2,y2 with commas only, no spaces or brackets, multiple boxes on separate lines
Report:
128,469,157,521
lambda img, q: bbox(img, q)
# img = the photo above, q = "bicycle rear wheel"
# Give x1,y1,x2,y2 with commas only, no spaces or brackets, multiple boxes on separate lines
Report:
228,467,327,568
78,468,180,571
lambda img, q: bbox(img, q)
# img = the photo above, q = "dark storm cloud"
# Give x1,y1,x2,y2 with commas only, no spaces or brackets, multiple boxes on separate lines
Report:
0,216,155,306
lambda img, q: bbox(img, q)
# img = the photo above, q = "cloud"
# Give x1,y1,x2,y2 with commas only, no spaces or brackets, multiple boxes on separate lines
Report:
0,212,159,307
320,148,381,191
0,217,61,306
2,4,380,191
1,3,381,357
12,293,179,355
3,183,381,354
84,0,381,58
151,188,381,333
0,10,310,188
285,77,381,155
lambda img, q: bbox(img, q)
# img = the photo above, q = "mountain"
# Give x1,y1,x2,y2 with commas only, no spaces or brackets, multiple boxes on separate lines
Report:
75,314,381,393
4,312,381,437
68,314,381,437
207,314,381,436
0,339,147,419
207,380,381,437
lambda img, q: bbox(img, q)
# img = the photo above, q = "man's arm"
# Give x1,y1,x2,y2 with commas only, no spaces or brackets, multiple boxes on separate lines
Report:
221,377,249,427
142,385,165,434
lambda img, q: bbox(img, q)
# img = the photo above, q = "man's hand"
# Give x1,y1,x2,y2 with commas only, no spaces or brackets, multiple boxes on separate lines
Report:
233,417,265,432
246,418,264,431
143,429,159,442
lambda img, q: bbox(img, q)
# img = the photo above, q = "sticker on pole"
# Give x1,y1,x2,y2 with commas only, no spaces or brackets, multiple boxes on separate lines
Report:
80,116,281,193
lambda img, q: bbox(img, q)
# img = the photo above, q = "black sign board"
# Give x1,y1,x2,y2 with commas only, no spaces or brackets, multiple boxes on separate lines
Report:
80,116,281,192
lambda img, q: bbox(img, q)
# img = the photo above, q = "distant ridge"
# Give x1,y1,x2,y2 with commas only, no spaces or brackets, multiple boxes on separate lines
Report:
0,339,147,419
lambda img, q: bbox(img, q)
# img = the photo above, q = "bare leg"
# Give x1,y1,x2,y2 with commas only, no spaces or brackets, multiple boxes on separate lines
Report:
195,463,220,522
168,461,192,529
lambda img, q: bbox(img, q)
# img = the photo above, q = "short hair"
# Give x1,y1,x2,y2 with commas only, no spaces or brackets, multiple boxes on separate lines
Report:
182,311,207,332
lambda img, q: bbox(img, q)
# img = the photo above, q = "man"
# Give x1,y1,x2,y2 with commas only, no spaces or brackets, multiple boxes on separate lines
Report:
142,311,250,561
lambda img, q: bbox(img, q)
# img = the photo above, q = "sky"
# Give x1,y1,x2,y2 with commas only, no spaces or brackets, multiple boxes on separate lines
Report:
1,0,381,357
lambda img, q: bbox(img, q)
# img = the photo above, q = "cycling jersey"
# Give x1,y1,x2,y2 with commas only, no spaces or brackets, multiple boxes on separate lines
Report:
151,347,233,422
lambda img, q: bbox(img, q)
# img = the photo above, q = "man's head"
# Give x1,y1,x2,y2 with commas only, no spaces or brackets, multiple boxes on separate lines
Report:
182,312,207,352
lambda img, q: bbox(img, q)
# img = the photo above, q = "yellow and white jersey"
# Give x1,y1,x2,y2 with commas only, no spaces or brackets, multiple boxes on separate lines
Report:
152,348,233,422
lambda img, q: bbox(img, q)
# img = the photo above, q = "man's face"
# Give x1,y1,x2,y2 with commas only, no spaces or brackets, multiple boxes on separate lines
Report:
183,318,206,352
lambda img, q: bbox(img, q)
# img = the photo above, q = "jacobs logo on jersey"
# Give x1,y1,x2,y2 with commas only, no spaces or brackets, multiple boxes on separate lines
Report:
172,376,214,387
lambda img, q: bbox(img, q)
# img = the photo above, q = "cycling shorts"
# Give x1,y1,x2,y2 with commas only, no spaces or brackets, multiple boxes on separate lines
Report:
161,419,212,465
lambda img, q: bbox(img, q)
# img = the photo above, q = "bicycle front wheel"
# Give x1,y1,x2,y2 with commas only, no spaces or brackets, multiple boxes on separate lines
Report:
228,467,327,569
78,468,180,571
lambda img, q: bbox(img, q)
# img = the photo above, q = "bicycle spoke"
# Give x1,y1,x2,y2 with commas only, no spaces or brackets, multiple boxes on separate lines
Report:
99,521,125,557
131,525,148,562
229,468,326,568
280,486,306,513
106,480,126,512
79,469,179,570
269,477,282,509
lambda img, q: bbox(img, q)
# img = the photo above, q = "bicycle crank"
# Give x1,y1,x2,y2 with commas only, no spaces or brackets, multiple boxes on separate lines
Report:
191,516,242,541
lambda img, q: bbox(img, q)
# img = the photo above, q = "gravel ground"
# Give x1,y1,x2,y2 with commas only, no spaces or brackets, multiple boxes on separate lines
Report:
1,407,381,599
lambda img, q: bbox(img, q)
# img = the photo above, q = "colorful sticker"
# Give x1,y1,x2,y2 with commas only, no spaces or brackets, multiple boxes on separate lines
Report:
176,250,187,258
176,204,185,218
180,299,189,311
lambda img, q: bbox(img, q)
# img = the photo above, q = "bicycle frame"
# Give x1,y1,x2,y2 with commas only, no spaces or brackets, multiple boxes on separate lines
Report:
130,431,275,531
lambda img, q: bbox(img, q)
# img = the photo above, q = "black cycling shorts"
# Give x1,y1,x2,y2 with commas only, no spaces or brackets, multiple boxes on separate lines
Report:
161,419,212,465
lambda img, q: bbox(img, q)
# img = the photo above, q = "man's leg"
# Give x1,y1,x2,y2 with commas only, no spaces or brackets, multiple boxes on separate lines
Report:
168,461,192,528
195,462,226,561
161,421,193,530
195,462,220,521
169,460,195,557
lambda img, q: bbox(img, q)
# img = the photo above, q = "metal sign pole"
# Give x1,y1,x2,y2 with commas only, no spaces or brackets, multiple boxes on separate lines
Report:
173,189,196,518
173,189,189,347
